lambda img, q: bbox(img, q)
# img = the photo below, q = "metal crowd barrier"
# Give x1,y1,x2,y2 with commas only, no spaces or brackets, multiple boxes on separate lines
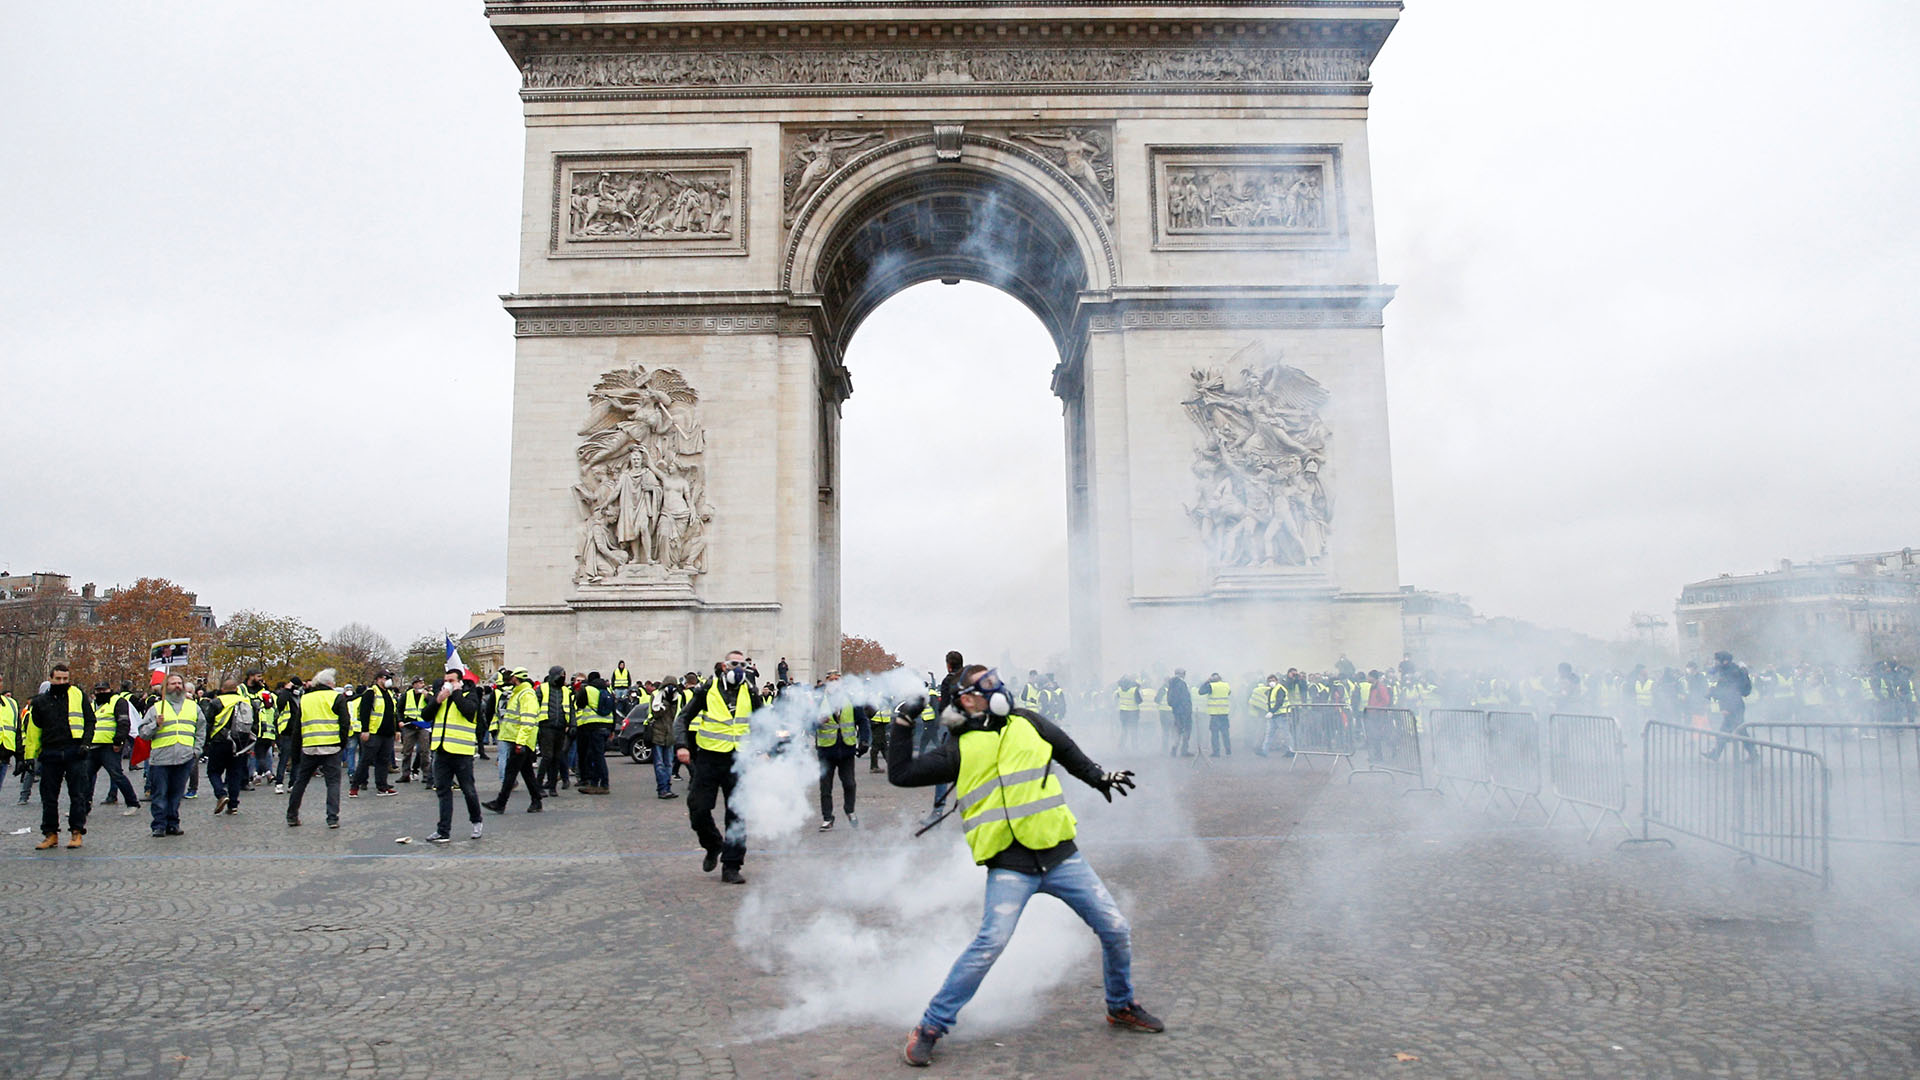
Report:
1426,709,1493,802
1353,707,1436,792
1544,713,1632,842
1288,705,1357,774
1638,720,1829,884
1741,723,1920,846
1486,711,1549,820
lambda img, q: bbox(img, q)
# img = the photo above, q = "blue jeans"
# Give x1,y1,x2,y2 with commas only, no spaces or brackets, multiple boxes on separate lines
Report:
652,743,674,795
149,762,192,833
921,853,1134,1033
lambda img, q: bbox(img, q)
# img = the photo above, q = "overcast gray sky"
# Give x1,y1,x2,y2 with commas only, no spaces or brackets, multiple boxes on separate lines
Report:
3,3,1915,669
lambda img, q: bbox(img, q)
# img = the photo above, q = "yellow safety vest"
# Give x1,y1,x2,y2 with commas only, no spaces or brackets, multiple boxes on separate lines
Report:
212,692,245,738
91,693,128,745
0,696,17,753
1206,681,1232,716
956,715,1077,865
430,694,479,756
610,668,631,689
254,693,278,740
151,698,201,752
577,685,612,726
695,682,754,753
536,683,576,726
298,688,344,749
816,703,858,748
1115,686,1139,712
500,684,540,748
358,687,389,733
54,686,87,741
402,689,427,724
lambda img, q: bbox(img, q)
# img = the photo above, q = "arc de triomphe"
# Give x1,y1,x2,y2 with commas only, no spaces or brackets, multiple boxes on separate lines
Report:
489,1,1404,684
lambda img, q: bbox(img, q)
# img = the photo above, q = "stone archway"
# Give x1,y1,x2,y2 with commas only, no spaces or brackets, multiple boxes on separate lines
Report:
489,3,1406,684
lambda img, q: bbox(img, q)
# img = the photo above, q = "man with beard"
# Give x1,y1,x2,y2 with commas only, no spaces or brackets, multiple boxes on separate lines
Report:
137,672,203,839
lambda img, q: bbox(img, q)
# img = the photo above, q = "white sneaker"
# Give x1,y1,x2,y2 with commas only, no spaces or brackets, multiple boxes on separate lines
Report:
426,833,451,845
819,819,833,831
274,783,285,794
470,822,484,840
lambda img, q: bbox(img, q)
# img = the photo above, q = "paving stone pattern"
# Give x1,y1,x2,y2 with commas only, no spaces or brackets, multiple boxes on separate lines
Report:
2,750,1918,1079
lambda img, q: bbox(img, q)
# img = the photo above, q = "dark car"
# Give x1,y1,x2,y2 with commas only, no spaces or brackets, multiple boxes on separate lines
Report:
609,699,654,764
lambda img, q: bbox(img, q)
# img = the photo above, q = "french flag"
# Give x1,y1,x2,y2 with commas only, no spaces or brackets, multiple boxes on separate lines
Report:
444,635,476,681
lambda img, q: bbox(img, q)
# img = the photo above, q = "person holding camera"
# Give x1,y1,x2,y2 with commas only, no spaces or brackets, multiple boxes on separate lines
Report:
887,664,1163,1068
675,650,762,884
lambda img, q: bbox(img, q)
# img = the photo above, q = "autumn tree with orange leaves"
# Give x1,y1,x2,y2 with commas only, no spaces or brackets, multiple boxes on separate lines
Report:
839,634,903,676
66,578,212,686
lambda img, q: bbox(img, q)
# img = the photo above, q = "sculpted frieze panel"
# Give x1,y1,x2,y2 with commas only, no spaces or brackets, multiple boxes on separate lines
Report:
574,364,715,586
1184,343,1332,569
1150,146,1346,251
551,151,748,258
523,47,1370,94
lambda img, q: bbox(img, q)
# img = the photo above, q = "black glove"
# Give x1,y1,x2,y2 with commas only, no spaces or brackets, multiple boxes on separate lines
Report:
1095,770,1136,802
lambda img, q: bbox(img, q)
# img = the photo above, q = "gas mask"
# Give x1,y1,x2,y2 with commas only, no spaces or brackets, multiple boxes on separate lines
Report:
723,662,746,687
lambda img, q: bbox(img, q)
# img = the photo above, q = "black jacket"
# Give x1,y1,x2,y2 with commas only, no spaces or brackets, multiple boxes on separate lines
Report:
1164,677,1192,720
29,685,96,756
887,707,1104,874
421,684,482,732
676,677,766,754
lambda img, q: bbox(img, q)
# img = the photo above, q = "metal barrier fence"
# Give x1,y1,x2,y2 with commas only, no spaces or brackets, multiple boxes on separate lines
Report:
1545,713,1631,842
1741,723,1920,846
1353,707,1436,791
1639,720,1829,884
1288,705,1357,773
1427,709,1493,802
1486,711,1548,820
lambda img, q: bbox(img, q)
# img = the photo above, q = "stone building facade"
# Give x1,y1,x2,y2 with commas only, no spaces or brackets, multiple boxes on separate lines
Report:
487,1,1406,683
1677,550,1920,665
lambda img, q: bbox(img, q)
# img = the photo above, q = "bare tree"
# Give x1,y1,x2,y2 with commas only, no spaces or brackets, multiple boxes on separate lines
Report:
328,622,401,684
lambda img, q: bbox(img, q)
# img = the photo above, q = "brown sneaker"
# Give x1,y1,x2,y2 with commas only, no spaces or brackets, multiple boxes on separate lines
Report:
1106,1001,1165,1033
213,798,228,815
35,834,58,850
66,832,83,849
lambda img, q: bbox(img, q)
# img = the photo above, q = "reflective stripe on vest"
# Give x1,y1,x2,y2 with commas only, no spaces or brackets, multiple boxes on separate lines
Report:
60,686,87,740
536,683,575,726
610,668,631,689
817,704,857,748
696,683,753,752
151,698,200,752
299,688,343,748
0,697,19,752
361,688,388,732
91,693,128,744
1206,681,1232,715
501,684,540,748
955,715,1076,865
431,697,479,756
1115,687,1139,712
402,689,426,724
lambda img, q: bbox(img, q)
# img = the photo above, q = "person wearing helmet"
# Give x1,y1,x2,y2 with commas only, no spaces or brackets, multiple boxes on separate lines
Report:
886,664,1163,1067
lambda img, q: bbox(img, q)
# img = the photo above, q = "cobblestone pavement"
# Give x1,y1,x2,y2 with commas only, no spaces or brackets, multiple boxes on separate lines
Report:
3,746,1919,1079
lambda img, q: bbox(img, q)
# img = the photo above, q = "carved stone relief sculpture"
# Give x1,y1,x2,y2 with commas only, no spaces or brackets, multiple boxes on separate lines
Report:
1008,127,1114,222
523,47,1371,93
783,128,885,224
1150,146,1345,250
574,364,715,585
1183,343,1333,569
551,151,748,257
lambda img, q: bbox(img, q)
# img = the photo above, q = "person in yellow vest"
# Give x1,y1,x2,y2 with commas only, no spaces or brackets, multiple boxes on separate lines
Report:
245,672,276,785
423,666,486,843
285,668,352,829
886,665,1161,1067
1113,676,1141,752
535,666,575,797
348,670,400,798
204,677,255,817
673,650,762,884
88,681,141,814
814,671,870,831
1253,674,1287,757
136,672,203,839
0,674,23,803
29,664,97,849
483,668,544,813
1200,672,1233,756
609,660,633,714
394,676,429,783
575,671,615,794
